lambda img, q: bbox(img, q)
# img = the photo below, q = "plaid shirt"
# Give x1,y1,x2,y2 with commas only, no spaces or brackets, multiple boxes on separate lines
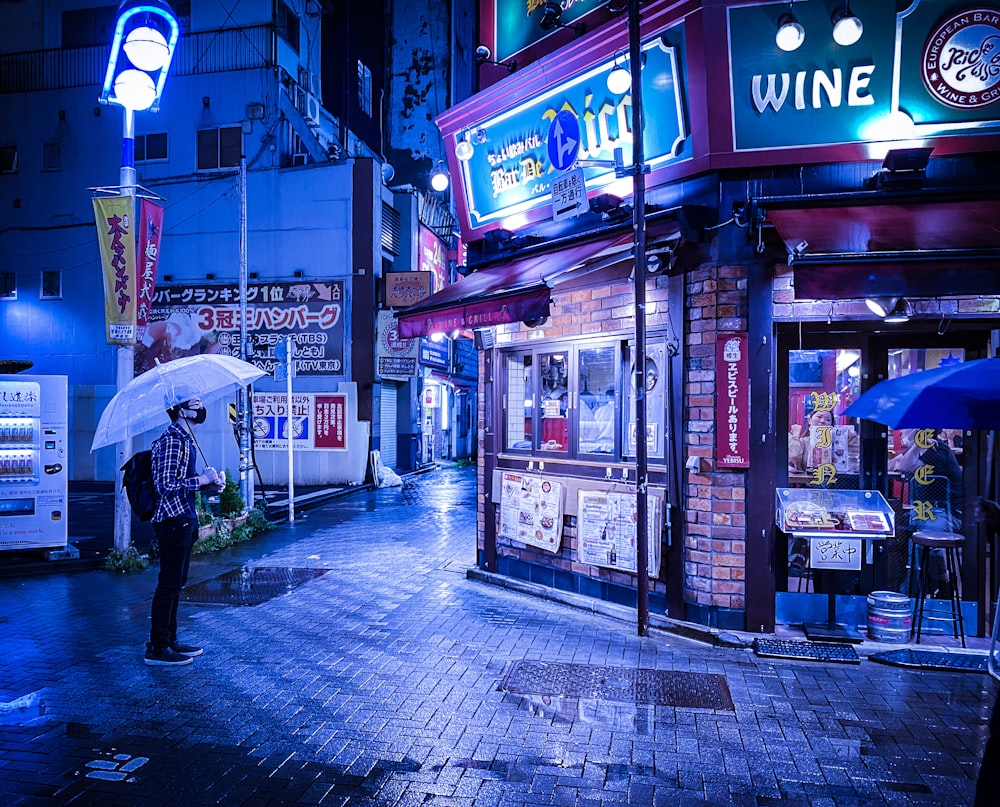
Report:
151,421,199,521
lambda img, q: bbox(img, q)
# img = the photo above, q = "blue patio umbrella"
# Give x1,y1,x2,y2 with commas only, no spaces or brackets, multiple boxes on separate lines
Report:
844,357,1000,430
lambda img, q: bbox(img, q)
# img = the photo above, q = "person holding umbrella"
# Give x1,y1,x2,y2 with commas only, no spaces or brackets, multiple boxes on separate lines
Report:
144,397,225,667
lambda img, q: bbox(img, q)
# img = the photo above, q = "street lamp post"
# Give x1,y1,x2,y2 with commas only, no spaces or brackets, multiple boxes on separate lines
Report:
99,0,179,552
627,0,650,636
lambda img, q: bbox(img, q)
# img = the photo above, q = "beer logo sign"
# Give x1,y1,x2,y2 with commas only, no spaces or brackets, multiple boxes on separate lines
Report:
921,9,1000,109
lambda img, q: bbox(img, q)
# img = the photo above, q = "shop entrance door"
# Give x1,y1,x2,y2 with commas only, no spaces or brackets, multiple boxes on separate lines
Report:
776,327,988,636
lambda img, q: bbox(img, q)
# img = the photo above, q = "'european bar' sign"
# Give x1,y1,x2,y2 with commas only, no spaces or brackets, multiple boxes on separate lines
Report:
455,23,689,230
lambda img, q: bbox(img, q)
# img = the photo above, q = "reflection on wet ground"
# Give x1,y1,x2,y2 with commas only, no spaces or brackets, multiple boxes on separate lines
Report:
181,566,327,606
500,659,734,709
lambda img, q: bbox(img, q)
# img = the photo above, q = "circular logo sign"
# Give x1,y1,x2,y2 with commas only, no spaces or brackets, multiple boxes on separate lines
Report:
921,9,1000,109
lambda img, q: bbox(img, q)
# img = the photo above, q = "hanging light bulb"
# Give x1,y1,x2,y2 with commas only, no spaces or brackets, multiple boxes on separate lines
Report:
607,62,631,94
430,161,449,192
454,133,474,161
831,5,863,46
776,3,805,52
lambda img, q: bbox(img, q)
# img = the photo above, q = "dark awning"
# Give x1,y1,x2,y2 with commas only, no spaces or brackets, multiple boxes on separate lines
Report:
757,191,1000,298
396,222,679,338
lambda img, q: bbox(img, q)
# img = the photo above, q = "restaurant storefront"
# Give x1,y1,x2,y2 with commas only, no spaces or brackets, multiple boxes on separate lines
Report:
400,0,1000,636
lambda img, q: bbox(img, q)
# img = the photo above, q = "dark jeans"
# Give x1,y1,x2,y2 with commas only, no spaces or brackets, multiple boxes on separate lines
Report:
149,516,198,649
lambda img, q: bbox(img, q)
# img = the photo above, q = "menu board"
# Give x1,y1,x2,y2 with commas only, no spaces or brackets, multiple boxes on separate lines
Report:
577,490,662,576
498,472,564,552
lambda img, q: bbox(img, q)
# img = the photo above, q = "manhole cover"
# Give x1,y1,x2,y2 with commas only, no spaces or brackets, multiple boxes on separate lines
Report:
500,661,734,710
753,638,860,664
182,566,327,606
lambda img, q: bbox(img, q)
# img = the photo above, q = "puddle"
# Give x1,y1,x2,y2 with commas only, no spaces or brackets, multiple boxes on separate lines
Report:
182,566,327,606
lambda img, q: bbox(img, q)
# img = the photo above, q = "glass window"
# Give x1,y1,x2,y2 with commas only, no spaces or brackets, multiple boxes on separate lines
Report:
42,143,61,171
357,60,373,117
277,0,300,53
502,340,634,460
197,127,241,170
538,352,569,453
0,145,15,174
504,353,533,452
40,271,61,300
136,133,168,162
0,272,15,300
578,346,616,455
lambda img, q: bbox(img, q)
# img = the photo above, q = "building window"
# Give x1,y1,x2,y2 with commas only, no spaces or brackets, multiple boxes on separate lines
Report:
0,273,15,300
276,0,300,54
357,60,373,117
136,133,168,162
503,340,629,460
42,143,61,172
197,126,242,171
0,145,16,174
40,271,61,300
61,7,117,47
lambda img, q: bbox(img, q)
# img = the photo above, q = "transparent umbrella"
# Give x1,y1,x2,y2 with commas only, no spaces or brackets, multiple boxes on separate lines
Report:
91,354,266,451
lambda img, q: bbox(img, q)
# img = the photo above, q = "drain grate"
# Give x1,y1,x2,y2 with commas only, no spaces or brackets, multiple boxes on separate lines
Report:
869,649,988,673
500,661,734,710
182,566,327,606
753,638,860,664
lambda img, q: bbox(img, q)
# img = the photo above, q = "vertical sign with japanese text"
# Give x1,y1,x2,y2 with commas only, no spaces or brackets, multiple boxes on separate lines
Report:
716,333,750,468
135,199,163,343
93,196,137,345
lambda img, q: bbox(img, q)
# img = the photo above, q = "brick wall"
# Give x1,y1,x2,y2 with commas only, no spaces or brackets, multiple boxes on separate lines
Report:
684,263,749,613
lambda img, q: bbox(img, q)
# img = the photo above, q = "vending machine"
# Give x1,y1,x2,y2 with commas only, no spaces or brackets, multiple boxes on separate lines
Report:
0,374,68,552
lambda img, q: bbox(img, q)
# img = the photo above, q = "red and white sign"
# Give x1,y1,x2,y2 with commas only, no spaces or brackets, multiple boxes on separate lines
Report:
716,333,750,468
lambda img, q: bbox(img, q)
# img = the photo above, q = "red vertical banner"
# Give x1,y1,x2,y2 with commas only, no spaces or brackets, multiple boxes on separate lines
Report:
314,394,347,449
136,199,164,342
716,333,750,468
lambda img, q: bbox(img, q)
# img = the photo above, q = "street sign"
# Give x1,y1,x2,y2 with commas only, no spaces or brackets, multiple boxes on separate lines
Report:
546,111,580,172
551,168,588,222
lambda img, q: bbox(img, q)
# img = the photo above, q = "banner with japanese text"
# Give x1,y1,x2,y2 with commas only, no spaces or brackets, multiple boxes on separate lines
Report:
93,196,137,346
136,199,163,343
377,310,418,380
252,392,347,451
137,281,345,378
716,333,750,468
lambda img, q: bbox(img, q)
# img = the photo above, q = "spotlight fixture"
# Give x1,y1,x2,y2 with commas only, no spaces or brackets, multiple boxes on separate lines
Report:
831,4,863,46
429,161,450,193
539,1,585,35
474,45,516,73
883,298,912,324
864,297,898,318
606,53,631,95
775,2,804,52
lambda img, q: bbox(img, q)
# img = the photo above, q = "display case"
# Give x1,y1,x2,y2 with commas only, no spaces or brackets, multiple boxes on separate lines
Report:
776,488,895,538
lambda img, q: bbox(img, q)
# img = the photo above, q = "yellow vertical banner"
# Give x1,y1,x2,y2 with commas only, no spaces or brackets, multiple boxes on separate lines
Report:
93,196,137,345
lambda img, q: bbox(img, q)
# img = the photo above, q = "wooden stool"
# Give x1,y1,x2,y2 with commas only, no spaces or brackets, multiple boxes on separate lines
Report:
911,530,966,648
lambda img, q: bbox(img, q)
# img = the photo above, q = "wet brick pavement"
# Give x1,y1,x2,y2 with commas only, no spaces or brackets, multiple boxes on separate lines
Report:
0,465,997,805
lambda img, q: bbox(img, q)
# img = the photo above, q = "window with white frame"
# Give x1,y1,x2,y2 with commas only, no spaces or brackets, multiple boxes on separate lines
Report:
136,133,168,162
197,126,241,171
0,273,15,300
357,60,373,117
0,145,17,174
41,271,61,300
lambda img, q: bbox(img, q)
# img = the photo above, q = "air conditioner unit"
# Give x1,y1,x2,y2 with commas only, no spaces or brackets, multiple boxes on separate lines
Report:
303,92,321,126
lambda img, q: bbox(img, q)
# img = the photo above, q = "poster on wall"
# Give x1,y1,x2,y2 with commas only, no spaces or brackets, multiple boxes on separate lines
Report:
498,471,564,552
577,490,662,576
377,310,418,379
138,281,345,378
716,333,750,468
252,392,347,451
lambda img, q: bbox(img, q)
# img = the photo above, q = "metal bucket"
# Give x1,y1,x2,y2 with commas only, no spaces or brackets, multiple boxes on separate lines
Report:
867,591,913,643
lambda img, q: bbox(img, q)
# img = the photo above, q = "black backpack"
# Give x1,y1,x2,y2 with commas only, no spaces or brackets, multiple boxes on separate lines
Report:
121,450,160,522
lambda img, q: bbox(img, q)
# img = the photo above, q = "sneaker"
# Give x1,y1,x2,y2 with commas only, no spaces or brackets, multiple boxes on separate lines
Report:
144,645,194,666
170,642,203,657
